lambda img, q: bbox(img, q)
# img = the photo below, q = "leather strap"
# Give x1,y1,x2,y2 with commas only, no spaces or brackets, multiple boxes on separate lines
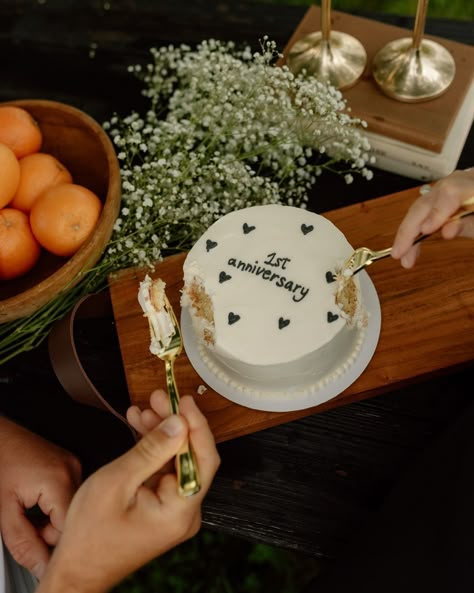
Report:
48,291,138,440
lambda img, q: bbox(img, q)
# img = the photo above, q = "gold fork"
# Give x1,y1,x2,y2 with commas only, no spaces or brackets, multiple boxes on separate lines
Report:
149,293,201,497
343,196,474,276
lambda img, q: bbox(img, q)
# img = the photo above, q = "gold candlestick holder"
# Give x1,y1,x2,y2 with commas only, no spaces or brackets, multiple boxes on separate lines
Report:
371,0,456,102
287,0,366,90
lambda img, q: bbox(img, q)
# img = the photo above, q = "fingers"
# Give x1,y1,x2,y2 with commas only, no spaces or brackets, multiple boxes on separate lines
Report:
458,214,474,239
418,181,464,235
400,243,421,269
392,169,474,265
440,218,462,240
126,389,168,436
40,523,61,547
127,405,160,435
36,476,78,537
113,415,189,493
141,408,162,431
391,197,430,261
126,405,144,433
126,390,219,499
154,396,219,506
150,389,173,418
1,498,51,579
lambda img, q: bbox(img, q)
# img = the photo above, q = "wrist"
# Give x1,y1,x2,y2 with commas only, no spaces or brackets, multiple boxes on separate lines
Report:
36,558,106,593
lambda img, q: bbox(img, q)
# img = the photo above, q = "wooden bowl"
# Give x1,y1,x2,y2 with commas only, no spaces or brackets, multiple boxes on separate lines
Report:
0,99,121,323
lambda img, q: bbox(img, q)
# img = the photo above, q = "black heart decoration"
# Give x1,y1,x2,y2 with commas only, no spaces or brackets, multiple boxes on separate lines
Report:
278,317,290,330
219,271,232,283
206,239,218,252
243,223,256,234
325,271,336,284
228,312,240,325
327,312,339,323
301,224,314,235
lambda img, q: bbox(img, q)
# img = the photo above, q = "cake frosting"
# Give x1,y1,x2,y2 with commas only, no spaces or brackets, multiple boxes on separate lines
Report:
181,204,367,393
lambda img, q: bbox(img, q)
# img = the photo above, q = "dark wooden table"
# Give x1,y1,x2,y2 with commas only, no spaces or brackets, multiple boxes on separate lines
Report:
1,0,473,560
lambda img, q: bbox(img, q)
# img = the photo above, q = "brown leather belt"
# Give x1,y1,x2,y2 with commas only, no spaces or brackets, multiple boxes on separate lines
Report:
48,291,137,440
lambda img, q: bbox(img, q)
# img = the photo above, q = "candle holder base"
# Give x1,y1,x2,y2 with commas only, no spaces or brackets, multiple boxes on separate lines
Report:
372,37,456,103
287,31,367,91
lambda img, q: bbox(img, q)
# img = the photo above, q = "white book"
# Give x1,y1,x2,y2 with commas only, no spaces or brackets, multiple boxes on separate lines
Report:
366,79,474,182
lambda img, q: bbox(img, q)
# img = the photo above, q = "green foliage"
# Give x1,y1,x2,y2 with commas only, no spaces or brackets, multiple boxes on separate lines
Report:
112,530,322,593
256,0,473,20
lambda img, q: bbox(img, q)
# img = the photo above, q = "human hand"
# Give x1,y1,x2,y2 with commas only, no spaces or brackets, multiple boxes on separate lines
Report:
391,168,474,268
126,388,175,437
37,395,220,593
127,389,194,484
0,417,81,580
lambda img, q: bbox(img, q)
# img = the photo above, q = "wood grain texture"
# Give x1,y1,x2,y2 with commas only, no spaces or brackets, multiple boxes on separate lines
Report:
279,6,474,152
109,185,474,443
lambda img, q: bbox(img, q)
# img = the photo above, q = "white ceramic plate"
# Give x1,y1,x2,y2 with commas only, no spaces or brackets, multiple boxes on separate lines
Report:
181,271,381,412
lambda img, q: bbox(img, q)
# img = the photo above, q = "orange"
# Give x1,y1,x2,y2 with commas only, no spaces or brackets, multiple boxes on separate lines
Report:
10,152,73,212
0,208,41,280
30,183,102,257
0,106,43,159
0,143,21,209
0,106,42,158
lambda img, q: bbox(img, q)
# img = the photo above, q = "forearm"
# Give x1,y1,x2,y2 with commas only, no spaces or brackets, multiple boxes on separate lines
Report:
0,416,26,462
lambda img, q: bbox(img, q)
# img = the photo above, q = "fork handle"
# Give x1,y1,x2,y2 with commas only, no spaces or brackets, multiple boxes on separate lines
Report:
165,359,201,497
370,247,393,261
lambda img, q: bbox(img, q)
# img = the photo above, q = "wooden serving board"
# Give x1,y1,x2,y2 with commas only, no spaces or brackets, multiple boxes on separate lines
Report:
109,186,474,443
279,6,474,152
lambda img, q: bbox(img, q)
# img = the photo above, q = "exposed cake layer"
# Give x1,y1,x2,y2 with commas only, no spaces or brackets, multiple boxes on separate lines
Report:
181,204,366,387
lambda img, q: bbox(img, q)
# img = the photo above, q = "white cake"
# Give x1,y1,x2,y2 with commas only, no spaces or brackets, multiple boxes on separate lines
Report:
181,204,367,394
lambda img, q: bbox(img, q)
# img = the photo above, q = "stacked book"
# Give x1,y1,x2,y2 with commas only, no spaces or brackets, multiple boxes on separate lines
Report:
280,7,474,181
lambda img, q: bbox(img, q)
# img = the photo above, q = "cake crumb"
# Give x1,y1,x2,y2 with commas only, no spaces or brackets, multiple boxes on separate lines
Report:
183,278,216,346
335,272,358,318
334,270,367,329
197,384,207,395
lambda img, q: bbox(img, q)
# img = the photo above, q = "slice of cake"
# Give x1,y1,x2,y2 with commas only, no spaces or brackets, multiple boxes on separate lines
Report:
181,204,367,392
138,275,175,355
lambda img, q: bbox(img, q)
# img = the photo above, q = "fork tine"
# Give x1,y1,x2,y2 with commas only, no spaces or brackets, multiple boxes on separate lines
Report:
164,293,181,334
344,246,392,276
162,293,183,355
343,247,372,276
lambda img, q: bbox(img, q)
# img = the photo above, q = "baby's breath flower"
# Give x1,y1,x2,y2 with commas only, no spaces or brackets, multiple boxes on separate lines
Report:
0,38,373,364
